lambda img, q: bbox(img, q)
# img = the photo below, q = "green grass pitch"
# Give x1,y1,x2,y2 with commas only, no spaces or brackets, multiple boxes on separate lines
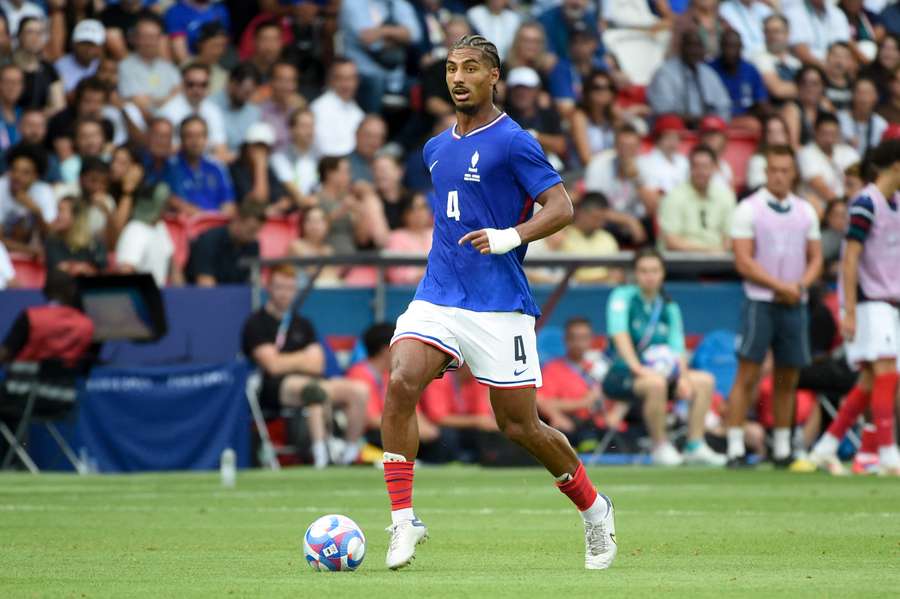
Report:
1,466,899,598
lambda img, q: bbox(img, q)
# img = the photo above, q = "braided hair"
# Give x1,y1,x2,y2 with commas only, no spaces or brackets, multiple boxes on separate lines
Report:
449,34,500,70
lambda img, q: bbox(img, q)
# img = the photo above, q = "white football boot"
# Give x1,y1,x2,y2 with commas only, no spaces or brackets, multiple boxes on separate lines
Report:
584,494,617,570
683,442,727,467
385,518,428,570
807,450,847,476
651,442,684,466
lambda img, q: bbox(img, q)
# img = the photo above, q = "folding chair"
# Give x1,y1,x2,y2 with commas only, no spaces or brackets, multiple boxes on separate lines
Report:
246,369,280,471
0,360,90,474
816,393,860,448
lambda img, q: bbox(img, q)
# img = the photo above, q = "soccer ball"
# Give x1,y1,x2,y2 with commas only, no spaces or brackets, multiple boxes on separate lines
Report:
303,514,366,572
642,344,680,383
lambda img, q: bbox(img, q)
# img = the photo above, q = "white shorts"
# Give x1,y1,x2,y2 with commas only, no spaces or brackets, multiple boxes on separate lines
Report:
391,300,542,389
844,301,900,369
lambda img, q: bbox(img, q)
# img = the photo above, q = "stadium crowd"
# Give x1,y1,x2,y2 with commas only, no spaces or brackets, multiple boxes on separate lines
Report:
0,0,898,470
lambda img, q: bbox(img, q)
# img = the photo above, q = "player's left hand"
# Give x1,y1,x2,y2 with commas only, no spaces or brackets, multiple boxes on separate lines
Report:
458,227,521,255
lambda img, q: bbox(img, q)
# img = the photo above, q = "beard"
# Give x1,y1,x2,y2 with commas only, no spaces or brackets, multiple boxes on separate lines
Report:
454,100,479,115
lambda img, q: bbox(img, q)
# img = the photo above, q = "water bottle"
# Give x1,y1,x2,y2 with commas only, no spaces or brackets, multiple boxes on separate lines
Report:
220,448,236,489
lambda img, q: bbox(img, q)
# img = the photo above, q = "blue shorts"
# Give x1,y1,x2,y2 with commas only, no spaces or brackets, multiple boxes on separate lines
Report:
736,299,811,368
602,365,677,406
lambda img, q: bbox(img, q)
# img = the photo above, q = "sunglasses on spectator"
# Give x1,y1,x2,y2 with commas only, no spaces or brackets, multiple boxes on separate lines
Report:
186,80,209,88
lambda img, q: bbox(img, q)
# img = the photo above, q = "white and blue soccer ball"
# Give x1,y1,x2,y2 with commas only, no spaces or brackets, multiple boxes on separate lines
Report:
642,344,681,383
303,514,366,572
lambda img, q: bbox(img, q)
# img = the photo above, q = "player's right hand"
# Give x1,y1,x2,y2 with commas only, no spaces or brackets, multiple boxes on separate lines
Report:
458,227,522,255
775,282,802,305
458,229,492,254
840,313,856,341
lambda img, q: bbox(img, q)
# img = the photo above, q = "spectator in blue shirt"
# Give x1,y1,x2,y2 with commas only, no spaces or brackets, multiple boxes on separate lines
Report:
546,22,606,120
881,2,900,37
709,29,769,116
339,0,422,113
0,64,23,153
142,117,175,186
164,0,231,64
537,0,603,62
165,115,235,215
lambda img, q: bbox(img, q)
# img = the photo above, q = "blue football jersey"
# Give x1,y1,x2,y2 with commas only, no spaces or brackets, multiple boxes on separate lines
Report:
414,112,562,317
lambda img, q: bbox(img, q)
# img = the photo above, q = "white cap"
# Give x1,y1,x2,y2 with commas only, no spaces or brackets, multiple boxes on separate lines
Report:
72,19,106,46
506,66,540,88
244,122,276,146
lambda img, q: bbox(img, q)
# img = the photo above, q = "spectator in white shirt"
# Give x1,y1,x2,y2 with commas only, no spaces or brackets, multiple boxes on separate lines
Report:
0,0,43,37
638,114,690,207
583,123,651,245
785,0,851,67
0,238,14,288
752,14,803,103
258,61,306,153
208,63,262,159
467,0,521,61
0,143,55,257
837,76,888,156
310,58,365,157
719,0,772,59
157,63,228,162
272,108,320,200
798,112,860,207
746,113,792,190
54,19,104,95
115,181,178,287
117,13,181,116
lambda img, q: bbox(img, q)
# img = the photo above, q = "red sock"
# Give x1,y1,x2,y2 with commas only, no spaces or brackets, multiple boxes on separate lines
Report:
384,460,415,511
556,463,598,512
871,373,899,448
859,424,878,454
827,386,870,439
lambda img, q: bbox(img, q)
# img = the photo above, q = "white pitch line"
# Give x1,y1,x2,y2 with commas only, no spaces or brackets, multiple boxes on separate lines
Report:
0,504,895,519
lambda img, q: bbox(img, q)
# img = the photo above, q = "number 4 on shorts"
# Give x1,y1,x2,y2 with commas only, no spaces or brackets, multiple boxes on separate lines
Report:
514,335,526,364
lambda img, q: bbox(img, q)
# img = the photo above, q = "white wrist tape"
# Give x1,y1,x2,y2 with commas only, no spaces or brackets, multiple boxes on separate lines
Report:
485,227,522,255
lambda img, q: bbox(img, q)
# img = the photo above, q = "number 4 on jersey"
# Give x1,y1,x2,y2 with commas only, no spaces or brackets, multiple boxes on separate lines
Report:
447,190,460,221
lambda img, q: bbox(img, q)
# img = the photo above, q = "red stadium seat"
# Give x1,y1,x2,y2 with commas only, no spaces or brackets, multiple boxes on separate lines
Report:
617,84,647,108
163,216,190,270
721,135,758,193
409,83,423,112
9,253,46,288
186,213,230,240
259,215,300,259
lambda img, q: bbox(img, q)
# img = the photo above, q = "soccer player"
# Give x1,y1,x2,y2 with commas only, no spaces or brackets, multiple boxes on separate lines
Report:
725,145,823,468
806,139,900,476
380,35,616,571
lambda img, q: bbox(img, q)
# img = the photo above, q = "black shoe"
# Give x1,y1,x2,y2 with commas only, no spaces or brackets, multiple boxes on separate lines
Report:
771,456,793,469
726,455,755,469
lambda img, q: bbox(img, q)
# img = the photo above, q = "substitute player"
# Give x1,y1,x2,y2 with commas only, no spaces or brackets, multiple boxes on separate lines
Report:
725,145,823,468
806,139,900,476
380,35,616,571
